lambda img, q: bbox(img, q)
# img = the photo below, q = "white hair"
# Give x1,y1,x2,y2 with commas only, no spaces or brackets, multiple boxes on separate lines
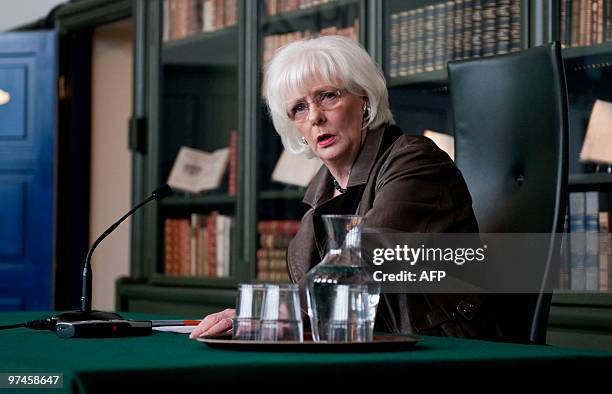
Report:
262,35,394,156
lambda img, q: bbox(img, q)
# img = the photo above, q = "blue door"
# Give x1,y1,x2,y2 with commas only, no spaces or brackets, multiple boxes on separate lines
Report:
0,31,56,310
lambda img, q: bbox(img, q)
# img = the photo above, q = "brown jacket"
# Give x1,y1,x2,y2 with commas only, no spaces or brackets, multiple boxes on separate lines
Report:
288,124,501,339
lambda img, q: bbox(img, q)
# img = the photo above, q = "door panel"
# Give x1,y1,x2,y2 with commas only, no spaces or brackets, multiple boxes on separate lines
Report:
0,31,56,310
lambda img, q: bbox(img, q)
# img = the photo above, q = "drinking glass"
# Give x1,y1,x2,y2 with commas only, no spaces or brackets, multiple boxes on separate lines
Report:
327,284,369,342
258,284,303,342
232,283,265,340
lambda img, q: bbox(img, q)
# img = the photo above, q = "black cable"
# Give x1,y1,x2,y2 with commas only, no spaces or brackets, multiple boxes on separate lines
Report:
0,323,25,330
26,319,54,330
0,319,54,331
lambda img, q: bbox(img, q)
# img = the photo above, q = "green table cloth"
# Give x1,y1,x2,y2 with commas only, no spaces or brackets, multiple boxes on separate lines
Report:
2,311,612,392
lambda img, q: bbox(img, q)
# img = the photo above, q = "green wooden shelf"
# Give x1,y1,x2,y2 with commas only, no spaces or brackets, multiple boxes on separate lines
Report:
568,173,612,192
259,189,306,200
161,195,237,207
162,27,238,66
261,0,359,27
552,290,612,307
562,41,612,60
116,279,236,316
162,26,238,50
387,69,448,87
544,291,612,349
149,274,239,289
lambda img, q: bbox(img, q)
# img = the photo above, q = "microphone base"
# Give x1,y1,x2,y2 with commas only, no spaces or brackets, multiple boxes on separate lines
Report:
52,310,124,327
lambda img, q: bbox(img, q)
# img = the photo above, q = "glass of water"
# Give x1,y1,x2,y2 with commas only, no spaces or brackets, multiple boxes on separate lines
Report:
258,284,303,342
327,284,369,342
233,283,265,340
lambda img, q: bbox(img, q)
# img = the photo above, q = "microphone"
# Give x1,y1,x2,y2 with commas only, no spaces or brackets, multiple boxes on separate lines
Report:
52,184,173,335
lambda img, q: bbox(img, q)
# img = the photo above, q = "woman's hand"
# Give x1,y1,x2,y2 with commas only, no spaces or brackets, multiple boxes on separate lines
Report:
189,308,235,339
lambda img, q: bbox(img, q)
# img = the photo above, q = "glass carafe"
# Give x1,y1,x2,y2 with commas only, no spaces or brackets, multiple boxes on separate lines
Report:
305,215,380,342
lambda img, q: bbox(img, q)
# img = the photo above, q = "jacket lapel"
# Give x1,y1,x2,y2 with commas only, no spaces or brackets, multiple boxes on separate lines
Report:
299,124,401,261
302,124,395,208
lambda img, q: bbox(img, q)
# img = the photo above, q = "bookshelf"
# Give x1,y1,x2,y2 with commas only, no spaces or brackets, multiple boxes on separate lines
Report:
564,40,612,59
386,69,448,87
161,194,237,206
110,0,612,348
569,173,612,192
549,0,612,349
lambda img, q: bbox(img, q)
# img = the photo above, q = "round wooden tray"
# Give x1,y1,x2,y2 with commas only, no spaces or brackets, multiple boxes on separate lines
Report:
197,332,421,352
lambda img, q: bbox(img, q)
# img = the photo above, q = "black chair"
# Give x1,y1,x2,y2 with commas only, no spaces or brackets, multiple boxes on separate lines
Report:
448,42,569,344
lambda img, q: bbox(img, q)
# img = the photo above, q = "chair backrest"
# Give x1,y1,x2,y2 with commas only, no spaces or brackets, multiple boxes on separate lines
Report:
448,42,569,344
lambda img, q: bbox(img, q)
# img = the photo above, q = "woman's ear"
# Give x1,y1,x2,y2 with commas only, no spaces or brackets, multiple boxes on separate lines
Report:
362,98,371,119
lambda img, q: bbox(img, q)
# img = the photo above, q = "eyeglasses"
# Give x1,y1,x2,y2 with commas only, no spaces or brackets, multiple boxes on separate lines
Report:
286,89,344,122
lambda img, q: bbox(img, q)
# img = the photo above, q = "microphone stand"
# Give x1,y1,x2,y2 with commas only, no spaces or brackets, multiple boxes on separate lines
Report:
52,185,173,328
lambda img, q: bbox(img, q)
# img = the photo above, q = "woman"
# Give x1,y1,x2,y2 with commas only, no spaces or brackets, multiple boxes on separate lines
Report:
190,35,500,340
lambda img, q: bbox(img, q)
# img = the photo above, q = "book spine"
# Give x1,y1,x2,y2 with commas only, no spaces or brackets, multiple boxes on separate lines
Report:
446,1,456,63
423,5,435,72
580,0,588,46
597,0,605,43
482,0,497,56
216,214,224,277
406,10,416,75
163,0,170,42
571,0,581,46
471,0,483,58
164,219,174,276
207,211,218,277
585,192,600,291
454,0,465,60
186,0,200,37
198,214,206,276
202,218,209,277
496,0,511,54
462,0,474,59
560,0,568,46
604,0,612,41
179,218,191,276
570,192,586,291
560,212,571,290
190,213,198,276
389,13,400,78
598,211,610,291
203,0,214,32
434,3,447,70
228,129,238,197
563,0,573,47
415,8,426,72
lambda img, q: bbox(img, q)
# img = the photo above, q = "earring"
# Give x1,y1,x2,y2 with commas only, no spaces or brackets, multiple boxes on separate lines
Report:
362,103,370,120
300,136,308,145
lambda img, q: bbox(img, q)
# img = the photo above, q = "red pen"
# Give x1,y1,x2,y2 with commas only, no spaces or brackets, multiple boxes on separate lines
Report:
149,320,202,327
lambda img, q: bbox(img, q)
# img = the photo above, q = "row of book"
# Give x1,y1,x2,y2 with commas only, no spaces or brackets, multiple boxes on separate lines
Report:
388,0,521,77
263,22,359,65
162,0,238,43
265,0,336,16
164,213,233,277
560,0,612,48
228,129,238,196
560,192,612,291
256,220,301,282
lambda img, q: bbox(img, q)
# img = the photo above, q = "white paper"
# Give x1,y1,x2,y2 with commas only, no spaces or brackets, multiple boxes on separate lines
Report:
271,149,323,187
424,129,455,161
580,99,612,164
152,326,196,334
